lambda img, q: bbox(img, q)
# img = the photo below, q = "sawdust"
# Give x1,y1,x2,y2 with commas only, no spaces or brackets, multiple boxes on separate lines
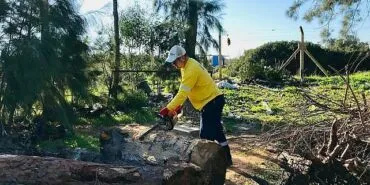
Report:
117,124,194,165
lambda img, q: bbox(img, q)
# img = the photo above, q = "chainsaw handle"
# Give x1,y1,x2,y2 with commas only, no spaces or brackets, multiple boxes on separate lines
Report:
174,105,182,114
156,114,167,120
156,114,176,130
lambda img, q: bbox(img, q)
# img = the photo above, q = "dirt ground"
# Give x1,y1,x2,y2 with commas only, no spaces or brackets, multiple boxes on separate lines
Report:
226,135,287,185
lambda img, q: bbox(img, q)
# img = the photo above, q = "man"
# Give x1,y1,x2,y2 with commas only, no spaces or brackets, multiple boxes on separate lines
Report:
159,45,232,167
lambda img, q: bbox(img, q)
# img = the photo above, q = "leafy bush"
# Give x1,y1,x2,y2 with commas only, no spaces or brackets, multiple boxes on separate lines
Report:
227,41,370,80
121,54,154,86
164,79,180,95
115,90,148,111
239,59,287,82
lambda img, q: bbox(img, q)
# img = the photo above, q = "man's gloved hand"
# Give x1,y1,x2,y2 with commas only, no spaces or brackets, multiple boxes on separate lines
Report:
159,105,182,118
159,107,170,117
174,105,182,114
168,105,182,117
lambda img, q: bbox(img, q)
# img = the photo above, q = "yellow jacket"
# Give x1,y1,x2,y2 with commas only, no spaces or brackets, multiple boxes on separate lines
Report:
167,58,222,111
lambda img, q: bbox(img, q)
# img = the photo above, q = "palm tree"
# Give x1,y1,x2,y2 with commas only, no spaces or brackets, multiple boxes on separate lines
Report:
154,0,224,119
154,0,224,58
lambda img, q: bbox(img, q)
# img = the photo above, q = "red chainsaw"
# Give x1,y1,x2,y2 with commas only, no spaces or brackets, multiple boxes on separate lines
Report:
138,106,181,140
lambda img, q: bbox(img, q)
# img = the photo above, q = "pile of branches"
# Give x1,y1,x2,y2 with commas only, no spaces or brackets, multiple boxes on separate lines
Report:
264,70,370,184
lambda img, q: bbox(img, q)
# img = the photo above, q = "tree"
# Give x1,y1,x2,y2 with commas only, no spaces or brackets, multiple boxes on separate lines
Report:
326,35,369,52
0,0,8,135
40,0,49,43
149,20,186,57
111,0,121,100
119,4,151,54
0,0,7,19
0,0,89,134
154,0,224,58
286,0,370,42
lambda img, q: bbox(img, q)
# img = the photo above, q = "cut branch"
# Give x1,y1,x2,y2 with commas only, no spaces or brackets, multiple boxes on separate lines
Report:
327,120,339,154
329,66,365,126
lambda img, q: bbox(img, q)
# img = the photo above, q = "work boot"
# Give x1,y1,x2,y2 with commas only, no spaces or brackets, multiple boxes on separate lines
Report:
222,145,233,167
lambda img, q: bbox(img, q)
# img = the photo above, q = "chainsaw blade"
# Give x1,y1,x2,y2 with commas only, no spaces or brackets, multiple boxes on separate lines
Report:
137,115,177,140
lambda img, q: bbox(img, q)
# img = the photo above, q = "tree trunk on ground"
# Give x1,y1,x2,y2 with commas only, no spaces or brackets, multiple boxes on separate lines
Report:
100,127,228,185
0,154,141,185
0,126,230,185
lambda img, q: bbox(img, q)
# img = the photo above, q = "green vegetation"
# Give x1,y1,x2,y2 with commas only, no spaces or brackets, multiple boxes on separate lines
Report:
76,109,156,127
226,41,370,83
0,0,89,133
306,71,370,91
222,71,370,132
222,85,301,130
37,134,100,152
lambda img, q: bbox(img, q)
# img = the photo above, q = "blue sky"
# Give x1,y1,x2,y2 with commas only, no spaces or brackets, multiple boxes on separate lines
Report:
80,0,370,58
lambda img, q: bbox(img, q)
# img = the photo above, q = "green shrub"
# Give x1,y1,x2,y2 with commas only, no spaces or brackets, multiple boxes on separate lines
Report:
227,41,370,79
239,60,286,82
116,90,148,111
164,79,180,94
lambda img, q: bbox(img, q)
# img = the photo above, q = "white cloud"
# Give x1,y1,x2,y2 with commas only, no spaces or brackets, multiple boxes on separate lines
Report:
80,0,110,14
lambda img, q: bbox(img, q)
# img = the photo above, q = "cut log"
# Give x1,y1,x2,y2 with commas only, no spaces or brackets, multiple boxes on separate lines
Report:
187,140,228,185
163,162,205,185
0,154,141,185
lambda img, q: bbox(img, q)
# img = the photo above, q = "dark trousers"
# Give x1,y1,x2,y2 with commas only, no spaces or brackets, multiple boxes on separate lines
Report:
200,95,227,145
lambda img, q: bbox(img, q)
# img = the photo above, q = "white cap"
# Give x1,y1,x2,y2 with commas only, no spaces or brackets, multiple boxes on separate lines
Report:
165,45,186,63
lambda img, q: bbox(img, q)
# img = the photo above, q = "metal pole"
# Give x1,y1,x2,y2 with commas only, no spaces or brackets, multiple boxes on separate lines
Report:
299,26,305,82
218,31,222,79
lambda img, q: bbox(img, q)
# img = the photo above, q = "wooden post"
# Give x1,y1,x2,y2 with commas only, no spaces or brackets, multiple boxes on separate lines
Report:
279,48,300,70
280,26,329,78
299,26,305,82
218,31,222,80
305,50,329,76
